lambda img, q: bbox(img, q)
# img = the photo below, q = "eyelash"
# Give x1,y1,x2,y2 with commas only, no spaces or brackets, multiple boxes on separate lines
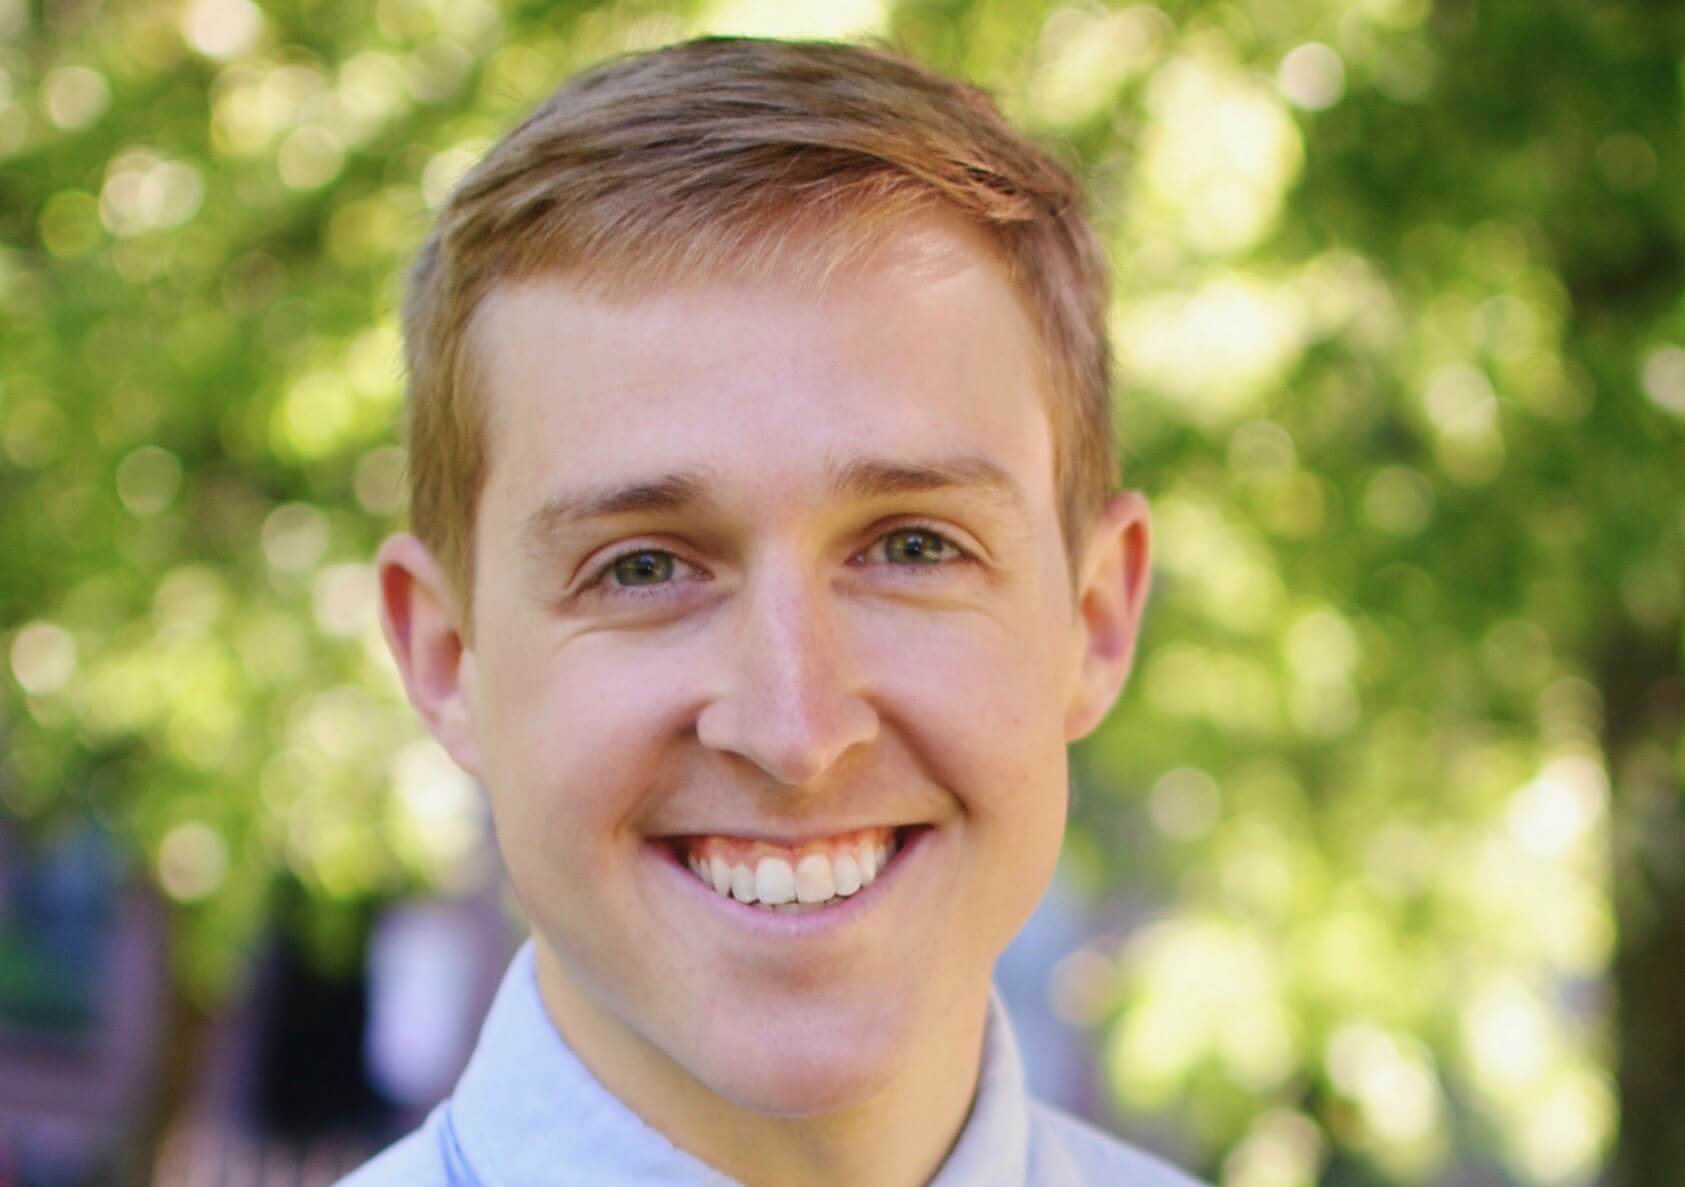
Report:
582,523,972,601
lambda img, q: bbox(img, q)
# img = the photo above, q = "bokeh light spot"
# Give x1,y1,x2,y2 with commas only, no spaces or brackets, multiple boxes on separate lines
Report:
392,738,486,887
1029,5,1171,127
101,150,205,236
157,821,230,901
181,0,264,60
1327,1024,1444,1150
274,371,355,456
1228,420,1296,477
1150,767,1222,839
1515,1070,1614,1183
1363,466,1434,534
698,0,887,38
337,51,408,139
1640,344,1685,419
1047,946,1114,1026
277,126,346,190
420,139,491,210
1142,59,1303,253
1461,977,1551,1091
1223,1109,1323,1187
355,446,408,516
1423,363,1498,438
1277,43,1345,111
1119,276,1307,422
116,445,183,515
1507,755,1606,859
262,502,330,573
11,622,77,695
153,566,229,640
313,563,377,638
43,65,111,129
39,190,103,257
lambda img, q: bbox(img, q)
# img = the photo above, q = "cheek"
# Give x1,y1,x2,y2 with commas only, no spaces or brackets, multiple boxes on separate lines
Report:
854,611,1070,800
472,633,695,849
866,618,1070,944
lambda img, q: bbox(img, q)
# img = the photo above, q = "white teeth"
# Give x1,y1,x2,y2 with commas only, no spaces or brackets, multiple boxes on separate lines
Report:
833,853,862,896
681,832,904,907
756,857,796,905
794,854,834,903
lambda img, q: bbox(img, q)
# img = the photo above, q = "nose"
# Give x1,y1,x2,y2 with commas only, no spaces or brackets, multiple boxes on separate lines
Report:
695,558,879,787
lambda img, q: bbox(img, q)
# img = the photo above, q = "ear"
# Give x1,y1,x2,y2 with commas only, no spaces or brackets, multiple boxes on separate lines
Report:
376,532,482,777
1063,491,1152,742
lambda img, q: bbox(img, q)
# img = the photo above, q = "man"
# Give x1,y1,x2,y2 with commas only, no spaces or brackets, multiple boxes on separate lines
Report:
346,35,1201,1187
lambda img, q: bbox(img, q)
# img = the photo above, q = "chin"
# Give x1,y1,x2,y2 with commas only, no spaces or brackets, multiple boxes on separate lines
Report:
711,1060,894,1120
697,1019,905,1119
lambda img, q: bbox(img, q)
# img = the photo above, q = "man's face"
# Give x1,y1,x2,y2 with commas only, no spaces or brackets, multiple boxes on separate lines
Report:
392,218,1147,1120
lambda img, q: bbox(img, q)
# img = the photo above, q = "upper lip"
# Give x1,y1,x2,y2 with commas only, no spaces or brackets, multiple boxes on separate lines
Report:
654,823,922,845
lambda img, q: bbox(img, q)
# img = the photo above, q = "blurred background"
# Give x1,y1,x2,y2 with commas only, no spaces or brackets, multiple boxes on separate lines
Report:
2,0,1682,1184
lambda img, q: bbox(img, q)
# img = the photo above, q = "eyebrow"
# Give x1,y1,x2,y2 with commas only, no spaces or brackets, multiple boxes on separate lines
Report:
522,469,718,560
829,454,1026,514
521,453,1029,557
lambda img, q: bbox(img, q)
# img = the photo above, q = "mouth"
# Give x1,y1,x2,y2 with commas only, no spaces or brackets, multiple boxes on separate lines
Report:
651,824,932,918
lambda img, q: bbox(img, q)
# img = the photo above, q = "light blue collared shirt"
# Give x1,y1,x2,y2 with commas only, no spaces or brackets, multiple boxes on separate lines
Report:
337,942,1207,1187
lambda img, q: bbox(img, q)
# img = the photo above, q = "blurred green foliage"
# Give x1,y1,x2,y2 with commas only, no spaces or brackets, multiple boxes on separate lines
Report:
2,0,1682,1185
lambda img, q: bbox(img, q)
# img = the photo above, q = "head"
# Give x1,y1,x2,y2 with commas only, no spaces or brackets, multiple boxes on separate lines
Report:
402,36,1118,617
378,35,1151,1161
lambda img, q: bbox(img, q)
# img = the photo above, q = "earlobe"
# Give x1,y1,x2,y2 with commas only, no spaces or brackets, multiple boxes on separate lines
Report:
377,533,482,776
1064,491,1152,742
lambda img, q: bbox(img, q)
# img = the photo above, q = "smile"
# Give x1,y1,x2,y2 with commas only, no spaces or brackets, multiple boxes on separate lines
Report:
662,826,921,913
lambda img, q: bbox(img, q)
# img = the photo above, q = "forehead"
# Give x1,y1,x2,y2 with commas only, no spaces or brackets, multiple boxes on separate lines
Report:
468,217,1059,522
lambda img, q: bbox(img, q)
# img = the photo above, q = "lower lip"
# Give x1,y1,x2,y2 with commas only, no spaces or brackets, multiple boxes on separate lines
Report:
644,826,934,938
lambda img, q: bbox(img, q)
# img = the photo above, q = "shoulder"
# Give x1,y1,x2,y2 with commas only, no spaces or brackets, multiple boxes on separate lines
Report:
1026,1099,1211,1187
332,1111,460,1187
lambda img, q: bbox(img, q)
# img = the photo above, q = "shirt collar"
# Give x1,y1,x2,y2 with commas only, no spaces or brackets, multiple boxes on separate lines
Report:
448,941,1031,1187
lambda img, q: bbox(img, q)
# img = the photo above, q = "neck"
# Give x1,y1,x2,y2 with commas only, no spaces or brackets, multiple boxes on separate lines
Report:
534,952,993,1187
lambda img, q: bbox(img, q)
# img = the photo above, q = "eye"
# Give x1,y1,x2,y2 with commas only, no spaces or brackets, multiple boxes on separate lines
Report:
860,525,968,570
583,547,702,600
611,550,675,587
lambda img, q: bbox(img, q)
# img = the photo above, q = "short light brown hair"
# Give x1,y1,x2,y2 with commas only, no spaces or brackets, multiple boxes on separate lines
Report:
403,36,1117,610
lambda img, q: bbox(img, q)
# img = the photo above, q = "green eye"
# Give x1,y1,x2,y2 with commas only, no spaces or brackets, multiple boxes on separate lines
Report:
884,528,953,564
612,551,674,586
